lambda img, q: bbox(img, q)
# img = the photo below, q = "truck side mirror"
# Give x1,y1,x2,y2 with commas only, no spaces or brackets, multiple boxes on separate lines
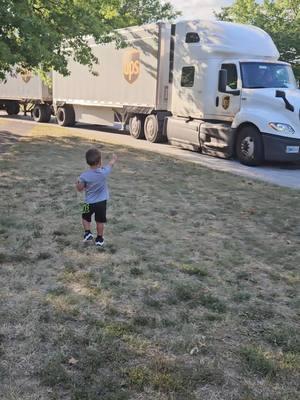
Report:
276,90,294,112
218,69,227,93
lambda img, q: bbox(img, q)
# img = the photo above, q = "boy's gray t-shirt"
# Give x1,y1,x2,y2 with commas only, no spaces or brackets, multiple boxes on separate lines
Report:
79,166,112,204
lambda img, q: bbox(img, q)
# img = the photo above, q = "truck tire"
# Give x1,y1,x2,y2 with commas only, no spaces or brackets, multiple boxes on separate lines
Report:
6,101,20,115
129,115,145,139
236,126,264,166
144,114,164,143
56,106,75,127
32,104,51,123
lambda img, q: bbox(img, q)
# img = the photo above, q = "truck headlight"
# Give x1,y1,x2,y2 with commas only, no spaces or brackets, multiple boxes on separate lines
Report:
269,122,295,134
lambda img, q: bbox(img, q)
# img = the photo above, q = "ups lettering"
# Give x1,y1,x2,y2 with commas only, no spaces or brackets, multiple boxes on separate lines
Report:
124,60,140,83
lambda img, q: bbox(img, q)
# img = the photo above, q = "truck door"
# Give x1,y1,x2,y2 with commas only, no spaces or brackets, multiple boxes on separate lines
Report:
216,63,241,118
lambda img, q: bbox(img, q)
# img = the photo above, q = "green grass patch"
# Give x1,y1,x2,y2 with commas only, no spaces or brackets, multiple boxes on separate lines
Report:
232,291,251,303
241,303,275,321
39,354,70,387
179,263,209,277
130,267,143,276
239,346,277,378
264,326,300,353
198,293,227,313
104,322,135,338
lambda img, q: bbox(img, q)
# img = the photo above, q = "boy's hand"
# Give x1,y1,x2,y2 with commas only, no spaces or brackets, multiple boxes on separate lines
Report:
109,153,118,167
76,181,85,192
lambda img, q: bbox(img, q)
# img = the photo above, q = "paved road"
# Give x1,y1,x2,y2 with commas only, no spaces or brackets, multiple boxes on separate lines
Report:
1,113,300,190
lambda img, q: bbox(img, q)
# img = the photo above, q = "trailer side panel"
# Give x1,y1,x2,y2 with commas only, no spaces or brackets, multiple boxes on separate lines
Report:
53,24,167,111
0,71,52,102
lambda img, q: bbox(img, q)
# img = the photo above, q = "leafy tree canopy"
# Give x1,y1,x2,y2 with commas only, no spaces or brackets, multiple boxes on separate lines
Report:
215,0,300,80
0,0,180,79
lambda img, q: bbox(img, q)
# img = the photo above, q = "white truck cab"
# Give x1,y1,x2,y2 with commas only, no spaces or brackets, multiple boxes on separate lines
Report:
166,20,300,165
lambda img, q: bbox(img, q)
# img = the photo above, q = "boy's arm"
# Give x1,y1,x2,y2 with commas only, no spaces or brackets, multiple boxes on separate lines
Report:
101,154,117,177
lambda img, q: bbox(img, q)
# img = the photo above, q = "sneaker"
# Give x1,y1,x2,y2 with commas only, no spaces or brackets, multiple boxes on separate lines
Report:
83,231,93,242
95,236,104,247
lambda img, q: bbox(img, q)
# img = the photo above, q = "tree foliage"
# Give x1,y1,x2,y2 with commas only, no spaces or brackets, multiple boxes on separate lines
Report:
215,0,300,80
0,0,180,79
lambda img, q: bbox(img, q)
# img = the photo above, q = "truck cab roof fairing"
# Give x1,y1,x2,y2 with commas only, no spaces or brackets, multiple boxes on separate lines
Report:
176,20,279,60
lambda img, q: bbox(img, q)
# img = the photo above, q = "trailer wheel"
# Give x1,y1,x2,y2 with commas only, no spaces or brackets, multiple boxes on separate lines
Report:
236,126,264,166
129,115,145,139
144,114,164,143
32,104,51,123
56,106,75,127
6,101,20,115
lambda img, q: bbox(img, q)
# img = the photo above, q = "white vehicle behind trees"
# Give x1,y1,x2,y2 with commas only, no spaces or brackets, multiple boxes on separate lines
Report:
0,20,299,166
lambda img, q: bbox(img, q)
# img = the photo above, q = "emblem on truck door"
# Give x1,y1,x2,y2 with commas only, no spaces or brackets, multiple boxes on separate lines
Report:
222,96,230,110
123,49,140,83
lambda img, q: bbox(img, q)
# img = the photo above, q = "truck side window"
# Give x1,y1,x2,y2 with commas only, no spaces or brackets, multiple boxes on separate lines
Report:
185,33,200,43
221,64,238,89
181,66,195,87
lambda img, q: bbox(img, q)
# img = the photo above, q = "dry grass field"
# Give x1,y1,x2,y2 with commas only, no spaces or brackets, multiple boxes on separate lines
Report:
0,132,299,400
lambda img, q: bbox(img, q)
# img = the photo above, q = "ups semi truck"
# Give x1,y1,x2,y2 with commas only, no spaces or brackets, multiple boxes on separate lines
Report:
1,20,299,166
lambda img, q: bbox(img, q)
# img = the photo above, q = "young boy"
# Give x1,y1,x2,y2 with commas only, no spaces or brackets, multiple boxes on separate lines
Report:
76,148,117,246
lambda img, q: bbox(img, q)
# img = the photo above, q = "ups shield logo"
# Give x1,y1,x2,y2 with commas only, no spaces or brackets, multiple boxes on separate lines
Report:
123,49,140,84
20,69,32,83
222,96,230,110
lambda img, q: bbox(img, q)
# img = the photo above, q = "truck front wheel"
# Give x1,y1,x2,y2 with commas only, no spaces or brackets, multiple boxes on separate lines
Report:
144,114,164,143
56,106,75,127
236,126,264,166
6,101,20,115
32,104,51,123
129,115,145,139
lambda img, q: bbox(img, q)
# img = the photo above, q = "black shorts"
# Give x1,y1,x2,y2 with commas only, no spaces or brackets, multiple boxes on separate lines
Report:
82,200,107,223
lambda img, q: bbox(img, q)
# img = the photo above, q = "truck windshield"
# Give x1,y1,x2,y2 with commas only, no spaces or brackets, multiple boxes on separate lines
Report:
240,62,297,89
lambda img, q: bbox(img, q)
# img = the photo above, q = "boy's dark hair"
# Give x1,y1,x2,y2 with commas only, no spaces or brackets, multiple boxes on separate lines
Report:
86,148,101,166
